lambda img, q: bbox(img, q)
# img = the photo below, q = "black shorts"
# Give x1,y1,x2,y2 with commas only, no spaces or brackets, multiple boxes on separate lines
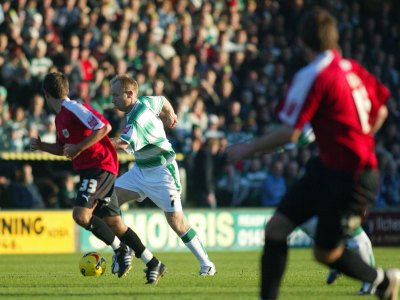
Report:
277,157,379,250
76,168,121,218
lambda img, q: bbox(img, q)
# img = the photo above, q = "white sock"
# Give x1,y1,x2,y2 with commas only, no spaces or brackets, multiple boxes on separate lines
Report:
353,230,375,267
346,227,376,292
110,236,121,250
140,248,154,265
372,268,385,293
181,228,211,266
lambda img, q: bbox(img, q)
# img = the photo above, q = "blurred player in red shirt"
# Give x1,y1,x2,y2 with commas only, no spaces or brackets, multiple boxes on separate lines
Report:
227,7,399,300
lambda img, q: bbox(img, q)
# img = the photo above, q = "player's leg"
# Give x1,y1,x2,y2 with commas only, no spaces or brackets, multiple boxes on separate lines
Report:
312,186,377,284
73,170,123,253
166,161,215,275
298,216,318,237
164,210,216,275
316,228,398,298
105,214,166,284
348,228,375,268
313,166,400,299
299,216,342,285
76,169,132,277
79,169,132,277
261,212,297,300
145,161,216,275
72,206,122,251
300,217,375,291
115,186,142,206
115,174,167,283
346,227,375,295
114,181,158,270
313,234,387,297
322,226,375,291
261,159,318,300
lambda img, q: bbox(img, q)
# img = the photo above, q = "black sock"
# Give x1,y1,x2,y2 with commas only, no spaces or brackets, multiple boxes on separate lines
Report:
86,215,115,245
328,248,377,282
120,227,146,258
146,257,159,268
377,274,390,291
261,239,288,300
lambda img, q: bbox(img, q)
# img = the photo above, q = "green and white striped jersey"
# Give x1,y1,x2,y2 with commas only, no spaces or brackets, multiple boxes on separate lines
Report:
119,96,176,168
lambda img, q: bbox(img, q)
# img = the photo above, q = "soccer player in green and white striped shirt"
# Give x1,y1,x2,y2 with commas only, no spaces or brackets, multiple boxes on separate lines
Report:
110,75,216,279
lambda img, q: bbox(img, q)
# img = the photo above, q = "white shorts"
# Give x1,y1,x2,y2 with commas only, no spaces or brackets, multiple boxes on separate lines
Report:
115,160,182,212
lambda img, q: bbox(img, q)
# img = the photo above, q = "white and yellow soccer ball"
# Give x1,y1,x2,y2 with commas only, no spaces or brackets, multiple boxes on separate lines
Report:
79,252,106,276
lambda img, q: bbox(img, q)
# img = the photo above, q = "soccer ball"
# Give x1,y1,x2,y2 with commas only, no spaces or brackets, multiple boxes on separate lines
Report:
79,252,106,276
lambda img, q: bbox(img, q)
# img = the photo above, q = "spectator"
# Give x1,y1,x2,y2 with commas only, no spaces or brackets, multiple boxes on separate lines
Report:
232,157,267,207
183,130,203,204
238,157,267,207
9,106,28,152
35,177,59,208
0,172,10,207
190,137,221,208
226,117,249,146
91,80,113,114
78,46,97,82
174,25,194,58
27,94,47,132
8,164,45,209
261,159,286,207
187,98,208,133
0,86,9,121
216,163,244,207
40,114,57,143
380,159,400,206
57,173,76,208
178,55,199,93
199,69,221,114
204,114,224,140
284,160,300,190
29,39,53,81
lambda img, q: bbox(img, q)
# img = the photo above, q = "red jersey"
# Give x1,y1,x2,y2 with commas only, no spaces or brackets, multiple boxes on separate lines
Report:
277,50,390,172
55,99,118,175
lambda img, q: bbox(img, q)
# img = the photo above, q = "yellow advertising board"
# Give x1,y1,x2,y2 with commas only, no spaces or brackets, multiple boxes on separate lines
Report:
0,211,75,254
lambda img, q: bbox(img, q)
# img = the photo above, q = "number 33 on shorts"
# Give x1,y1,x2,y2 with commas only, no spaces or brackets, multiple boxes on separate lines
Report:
80,179,98,194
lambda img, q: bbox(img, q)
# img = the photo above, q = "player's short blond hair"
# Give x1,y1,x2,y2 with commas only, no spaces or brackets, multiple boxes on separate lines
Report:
110,75,139,95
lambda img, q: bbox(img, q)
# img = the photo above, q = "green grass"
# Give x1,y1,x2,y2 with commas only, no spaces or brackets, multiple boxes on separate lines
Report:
0,248,399,299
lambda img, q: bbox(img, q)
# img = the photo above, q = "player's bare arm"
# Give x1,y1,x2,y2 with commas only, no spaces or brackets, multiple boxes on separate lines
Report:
30,136,64,155
63,124,112,159
226,125,301,163
371,105,388,135
159,97,177,128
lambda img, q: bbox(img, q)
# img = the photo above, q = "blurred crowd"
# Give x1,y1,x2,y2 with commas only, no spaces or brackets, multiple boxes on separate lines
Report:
0,0,399,209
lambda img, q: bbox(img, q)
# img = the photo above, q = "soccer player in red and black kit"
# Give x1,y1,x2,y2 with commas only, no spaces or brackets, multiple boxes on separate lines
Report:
30,72,165,284
227,8,399,300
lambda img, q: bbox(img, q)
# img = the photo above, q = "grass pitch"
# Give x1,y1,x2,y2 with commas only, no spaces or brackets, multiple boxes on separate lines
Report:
0,248,399,300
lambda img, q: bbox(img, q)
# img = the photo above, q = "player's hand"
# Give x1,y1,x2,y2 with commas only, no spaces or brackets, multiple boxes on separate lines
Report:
111,137,128,151
160,112,178,128
225,142,251,163
30,136,42,151
168,112,178,128
63,144,81,160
